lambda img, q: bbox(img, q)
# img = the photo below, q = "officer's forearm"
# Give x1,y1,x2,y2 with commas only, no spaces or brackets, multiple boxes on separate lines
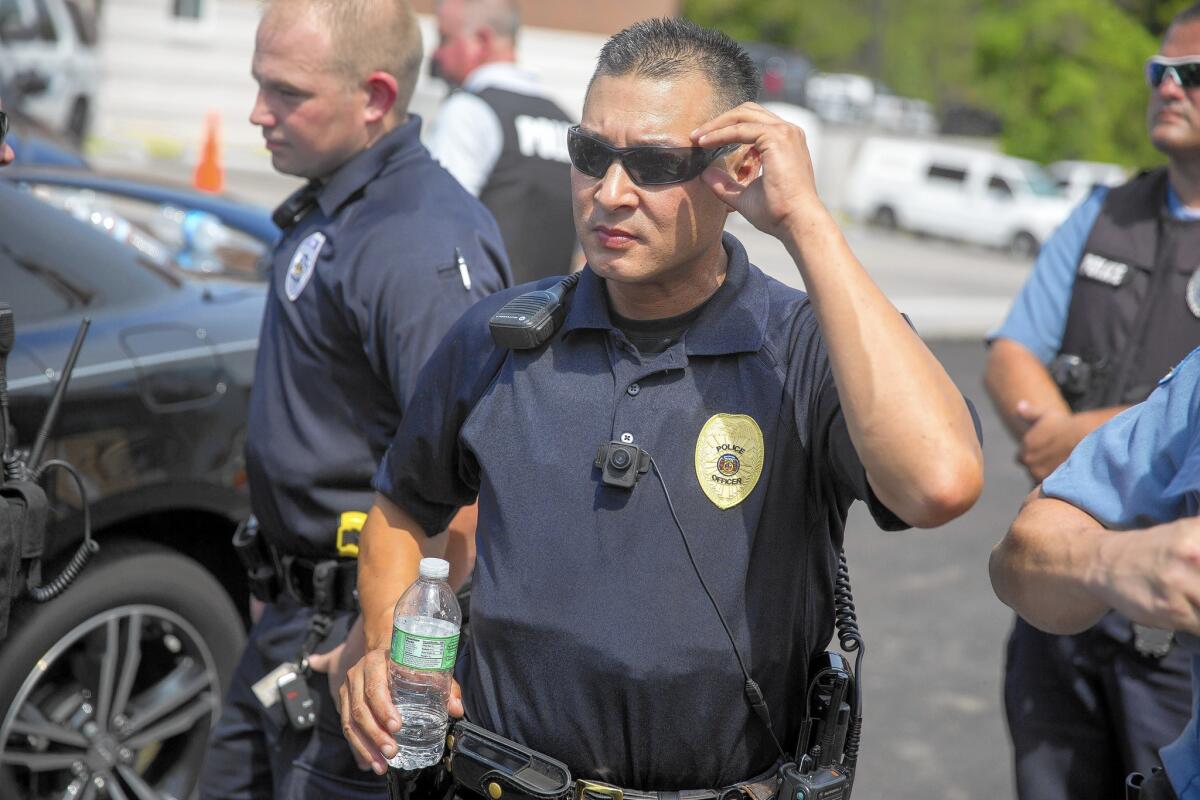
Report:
984,338,1071,440
990,489,1113,634
358,493,445,650
780,212,983,528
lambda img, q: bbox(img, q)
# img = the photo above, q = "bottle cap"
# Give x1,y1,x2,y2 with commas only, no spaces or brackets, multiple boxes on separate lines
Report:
418,557,450,580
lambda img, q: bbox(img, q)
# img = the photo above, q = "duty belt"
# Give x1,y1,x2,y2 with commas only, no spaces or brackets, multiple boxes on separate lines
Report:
573,776,778,800
231,515,359,613
435,719,779,800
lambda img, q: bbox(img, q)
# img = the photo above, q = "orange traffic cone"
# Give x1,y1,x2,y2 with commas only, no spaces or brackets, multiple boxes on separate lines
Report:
193,111,224,194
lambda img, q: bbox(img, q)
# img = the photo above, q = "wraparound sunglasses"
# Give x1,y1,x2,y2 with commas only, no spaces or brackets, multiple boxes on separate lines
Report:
1146,56,1200,88
567,126,738,186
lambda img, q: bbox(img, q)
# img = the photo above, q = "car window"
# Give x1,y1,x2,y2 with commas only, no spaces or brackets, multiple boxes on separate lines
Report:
0,0,36,43
0,181,178,325
63,0,94,45
20,183,268,280
927,164,967,185
987,176,1013,197
30,0,55,41
1021,165,1065,198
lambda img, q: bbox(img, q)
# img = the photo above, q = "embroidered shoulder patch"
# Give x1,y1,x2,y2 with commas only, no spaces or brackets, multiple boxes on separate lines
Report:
285,232,326,301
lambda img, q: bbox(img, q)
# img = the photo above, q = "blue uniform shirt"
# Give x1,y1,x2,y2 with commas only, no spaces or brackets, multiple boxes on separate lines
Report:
1043,348,1200,797
992,184,1200,363
375,233,908,789
246,117,510,556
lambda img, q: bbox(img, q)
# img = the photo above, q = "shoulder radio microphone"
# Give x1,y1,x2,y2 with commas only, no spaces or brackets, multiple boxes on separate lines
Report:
488,273,580,350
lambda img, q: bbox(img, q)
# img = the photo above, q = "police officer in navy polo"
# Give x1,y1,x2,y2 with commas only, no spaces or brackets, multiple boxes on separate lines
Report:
985,6,1200,798
198,0,508,797
333,19,982,793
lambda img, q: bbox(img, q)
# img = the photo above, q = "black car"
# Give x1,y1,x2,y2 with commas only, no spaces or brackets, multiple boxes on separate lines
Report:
0,176,271,800
740,41,816,108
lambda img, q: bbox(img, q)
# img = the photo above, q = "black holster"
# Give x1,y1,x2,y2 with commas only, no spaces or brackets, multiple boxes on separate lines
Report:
231,516,279,603
387,766,454,800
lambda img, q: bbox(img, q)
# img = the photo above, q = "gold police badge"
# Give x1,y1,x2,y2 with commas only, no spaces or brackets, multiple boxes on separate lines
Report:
695,414,764,509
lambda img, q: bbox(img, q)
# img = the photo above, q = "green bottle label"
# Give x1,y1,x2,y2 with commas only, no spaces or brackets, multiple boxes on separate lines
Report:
389,625,459,670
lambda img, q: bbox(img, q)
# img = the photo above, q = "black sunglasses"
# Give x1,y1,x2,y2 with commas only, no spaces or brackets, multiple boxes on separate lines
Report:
567,126,738,186
0,110,7,149
1146,56,1200,88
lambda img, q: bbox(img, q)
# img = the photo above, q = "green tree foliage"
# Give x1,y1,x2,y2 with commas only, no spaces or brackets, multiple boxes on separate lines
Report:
683,0,1198,167
974,0,1160,166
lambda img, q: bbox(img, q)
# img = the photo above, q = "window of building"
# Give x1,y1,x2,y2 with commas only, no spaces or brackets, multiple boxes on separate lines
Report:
172,0,203,19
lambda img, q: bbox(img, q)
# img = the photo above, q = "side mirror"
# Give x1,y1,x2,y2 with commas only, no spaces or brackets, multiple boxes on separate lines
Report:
14,69,50,98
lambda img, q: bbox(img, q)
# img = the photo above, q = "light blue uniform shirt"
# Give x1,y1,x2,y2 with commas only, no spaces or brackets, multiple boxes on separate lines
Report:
991,184,1200,363
1043,348,1200,797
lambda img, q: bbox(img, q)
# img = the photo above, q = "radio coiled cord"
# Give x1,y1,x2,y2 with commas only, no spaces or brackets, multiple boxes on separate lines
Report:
834,549,864,784
2,448,25,481
26,458,98,602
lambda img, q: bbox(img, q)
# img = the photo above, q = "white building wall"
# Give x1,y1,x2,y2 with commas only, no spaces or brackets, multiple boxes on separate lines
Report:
93,0,606,174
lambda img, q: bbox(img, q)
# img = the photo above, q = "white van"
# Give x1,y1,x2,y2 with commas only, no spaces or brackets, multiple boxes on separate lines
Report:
844,137,1075,257
0,0,97,143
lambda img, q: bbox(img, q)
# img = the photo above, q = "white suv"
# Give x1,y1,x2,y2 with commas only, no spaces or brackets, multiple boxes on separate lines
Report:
844,136,1076,258
0,0,97,144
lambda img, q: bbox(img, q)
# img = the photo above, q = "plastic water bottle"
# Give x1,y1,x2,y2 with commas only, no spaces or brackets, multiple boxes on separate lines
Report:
387,557,461,770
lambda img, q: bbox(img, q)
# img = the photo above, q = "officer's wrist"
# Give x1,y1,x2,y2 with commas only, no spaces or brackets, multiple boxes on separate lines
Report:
1087,528,1131,601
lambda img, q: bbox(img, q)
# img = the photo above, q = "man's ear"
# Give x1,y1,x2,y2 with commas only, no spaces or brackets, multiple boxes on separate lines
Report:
476,25,496,55
731,146,762,186
363,70,400,123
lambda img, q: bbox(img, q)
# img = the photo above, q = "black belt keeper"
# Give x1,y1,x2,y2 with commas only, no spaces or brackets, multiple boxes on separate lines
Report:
280,554,358,612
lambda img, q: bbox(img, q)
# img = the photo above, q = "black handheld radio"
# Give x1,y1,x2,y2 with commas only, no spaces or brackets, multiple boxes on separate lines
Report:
0,303,96,642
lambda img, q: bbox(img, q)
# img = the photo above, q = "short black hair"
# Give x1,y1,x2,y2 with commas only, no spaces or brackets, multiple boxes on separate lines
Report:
589,18,759,114
1171,2,1200,28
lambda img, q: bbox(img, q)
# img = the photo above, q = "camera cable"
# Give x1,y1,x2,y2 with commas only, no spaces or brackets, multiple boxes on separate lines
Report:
647,454,789,763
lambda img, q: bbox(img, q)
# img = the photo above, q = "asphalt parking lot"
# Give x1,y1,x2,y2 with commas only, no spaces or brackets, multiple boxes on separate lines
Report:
846,338,1028,800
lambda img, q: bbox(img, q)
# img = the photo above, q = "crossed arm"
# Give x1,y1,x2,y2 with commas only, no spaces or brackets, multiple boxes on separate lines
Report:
991,489,1200,636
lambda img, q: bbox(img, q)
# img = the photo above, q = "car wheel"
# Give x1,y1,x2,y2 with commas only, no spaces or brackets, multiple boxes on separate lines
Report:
66,98,90,147
871,205,898,230
0,541,245,800
1010,231,1039,259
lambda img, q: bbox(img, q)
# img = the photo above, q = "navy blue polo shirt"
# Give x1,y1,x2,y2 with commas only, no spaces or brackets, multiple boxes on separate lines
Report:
374,233,905,789
246,117,510,557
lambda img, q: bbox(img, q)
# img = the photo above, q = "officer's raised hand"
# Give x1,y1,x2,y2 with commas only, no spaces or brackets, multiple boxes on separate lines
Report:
337,642,465,773
692,102,821,241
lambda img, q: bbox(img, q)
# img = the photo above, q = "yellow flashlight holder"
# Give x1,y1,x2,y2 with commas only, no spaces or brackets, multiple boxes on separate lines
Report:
336,511,367,558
